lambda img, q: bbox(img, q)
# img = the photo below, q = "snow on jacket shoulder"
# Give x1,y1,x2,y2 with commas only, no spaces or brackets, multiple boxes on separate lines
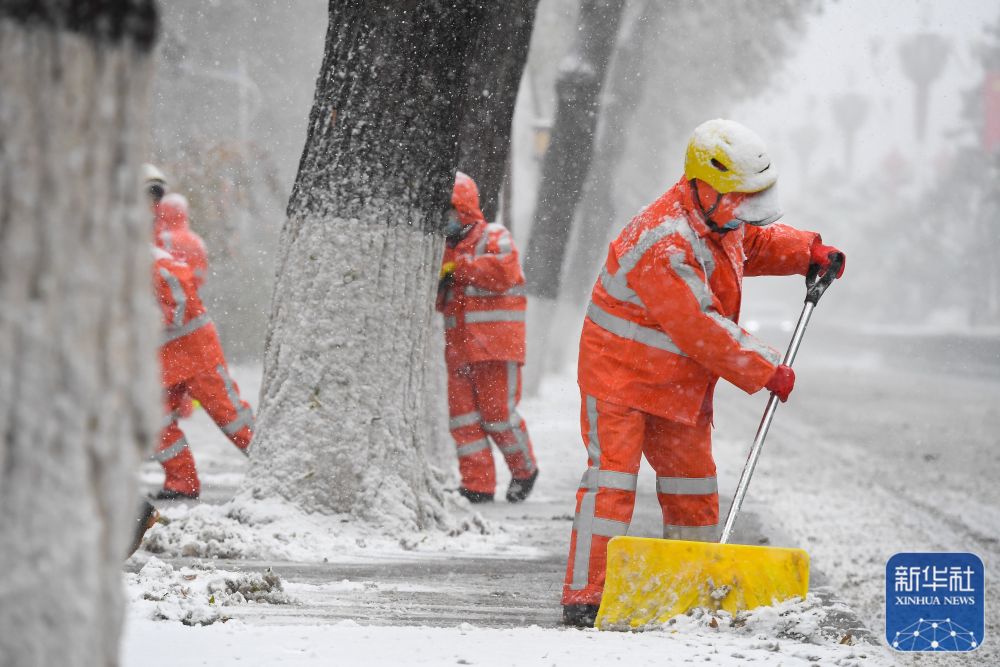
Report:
155,196,209,289
158,228,208,288
154,252,224,386
441,221,526,366
578,177,818,424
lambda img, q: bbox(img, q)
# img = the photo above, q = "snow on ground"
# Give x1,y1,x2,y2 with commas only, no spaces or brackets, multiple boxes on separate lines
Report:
127,556,292,626
124,363,905,666
709,335,1000,667
141,495,539,563
122,604,885,667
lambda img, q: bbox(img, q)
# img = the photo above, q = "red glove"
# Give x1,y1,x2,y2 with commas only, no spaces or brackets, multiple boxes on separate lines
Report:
809,239,846,279
765,364,795,402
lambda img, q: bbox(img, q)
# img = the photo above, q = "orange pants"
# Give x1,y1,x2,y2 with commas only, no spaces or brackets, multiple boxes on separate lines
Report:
447,360,538,494
154,364,254,496
561,393,719,606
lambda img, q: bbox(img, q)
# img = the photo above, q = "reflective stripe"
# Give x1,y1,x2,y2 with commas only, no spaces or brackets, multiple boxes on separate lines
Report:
159,267,187,327
475,230,489,256
496,441,522,456
571,396,631,590
586,302,685,355
464,284,527,298
593,517,630,538
599,267,643,305
162,312,212,344
159,231,173,251
160,411,180,430
496,234,512,255
221,408,254,436
617,216,685,275
676,221,716,280
666,251,781,365
153,436,188,463
666,251,714,311
485,362,534,474
663,523,718,542
464,310,525,324
656,476,718,495
585,395,601,467
581,468,638,492
708,311,782,365
218,365,254,436
482,420,511,433
571,491,630,590
449,411,482,430
456,438,490,457
444,316,457,330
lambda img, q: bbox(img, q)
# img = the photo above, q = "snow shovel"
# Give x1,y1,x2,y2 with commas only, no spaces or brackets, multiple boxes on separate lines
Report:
595,256,843,630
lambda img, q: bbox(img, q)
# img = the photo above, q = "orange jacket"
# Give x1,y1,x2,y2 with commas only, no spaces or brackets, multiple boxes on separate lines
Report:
155,194,208,289
439,220,527,366
578,177,818,425
153,248,224,386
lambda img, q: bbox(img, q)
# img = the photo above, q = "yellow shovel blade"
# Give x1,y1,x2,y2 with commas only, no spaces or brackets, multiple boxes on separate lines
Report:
596,536,809,630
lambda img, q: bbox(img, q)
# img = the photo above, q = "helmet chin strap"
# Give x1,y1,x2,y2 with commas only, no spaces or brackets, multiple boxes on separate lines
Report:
690,179,741,234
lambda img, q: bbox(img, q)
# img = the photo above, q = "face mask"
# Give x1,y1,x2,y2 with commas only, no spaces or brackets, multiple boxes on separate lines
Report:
445,209,465,238
732,184,783,227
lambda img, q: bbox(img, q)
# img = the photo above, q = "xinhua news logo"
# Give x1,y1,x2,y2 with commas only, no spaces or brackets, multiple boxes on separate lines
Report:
886,552,984,652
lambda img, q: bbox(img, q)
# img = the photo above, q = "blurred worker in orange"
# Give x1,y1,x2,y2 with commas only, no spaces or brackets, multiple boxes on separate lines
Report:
561,120,846,626
437,172,539,504
143,164,209,419
155,192,208,289
151,246,254,499
143,164,209,290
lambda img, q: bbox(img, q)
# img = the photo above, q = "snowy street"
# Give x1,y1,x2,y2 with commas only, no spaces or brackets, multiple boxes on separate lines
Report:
6,2,999,665
123,325,999,665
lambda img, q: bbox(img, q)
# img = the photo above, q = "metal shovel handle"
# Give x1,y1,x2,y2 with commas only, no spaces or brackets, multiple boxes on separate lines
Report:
718,258,842,544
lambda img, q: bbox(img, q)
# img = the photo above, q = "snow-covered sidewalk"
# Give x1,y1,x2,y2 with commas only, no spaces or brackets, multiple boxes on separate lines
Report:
123,611,883,667
123,364,896,666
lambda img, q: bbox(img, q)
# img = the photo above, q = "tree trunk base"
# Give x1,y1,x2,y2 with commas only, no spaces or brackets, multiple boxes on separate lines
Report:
245,216,456,531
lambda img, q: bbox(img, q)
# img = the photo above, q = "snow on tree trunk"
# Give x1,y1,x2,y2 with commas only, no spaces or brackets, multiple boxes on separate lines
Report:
563,5,655,303
521,0,625,393
522,0,625,300
244,2,529,529
0,4,159,666
456,0,539,223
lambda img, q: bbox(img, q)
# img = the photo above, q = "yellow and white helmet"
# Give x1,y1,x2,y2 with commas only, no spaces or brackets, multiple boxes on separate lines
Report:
684,119,777,194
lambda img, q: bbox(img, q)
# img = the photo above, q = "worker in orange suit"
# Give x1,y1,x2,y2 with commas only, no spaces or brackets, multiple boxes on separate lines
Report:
144,165,208,419
155,192,209,290
437,172,539,504
561,120,846,627
152,246,254,499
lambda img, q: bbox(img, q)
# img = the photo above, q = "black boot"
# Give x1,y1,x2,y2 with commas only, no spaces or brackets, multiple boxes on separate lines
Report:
562,604,599,628
127,501,160,557
154,488,199,501
505,469,538,503
458,487,494,504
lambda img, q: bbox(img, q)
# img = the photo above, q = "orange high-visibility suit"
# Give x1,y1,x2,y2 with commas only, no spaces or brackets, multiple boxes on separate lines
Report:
155,193,208,289
438,177,537,497
153,247,253,498
155,192,207,419
562,177,818,606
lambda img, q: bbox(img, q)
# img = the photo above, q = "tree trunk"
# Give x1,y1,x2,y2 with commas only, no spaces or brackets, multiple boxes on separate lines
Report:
456,0,539,223
522,0,625,300
244,1,533,529
0,4,159,666
563,2,657,303
520,0,625,394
